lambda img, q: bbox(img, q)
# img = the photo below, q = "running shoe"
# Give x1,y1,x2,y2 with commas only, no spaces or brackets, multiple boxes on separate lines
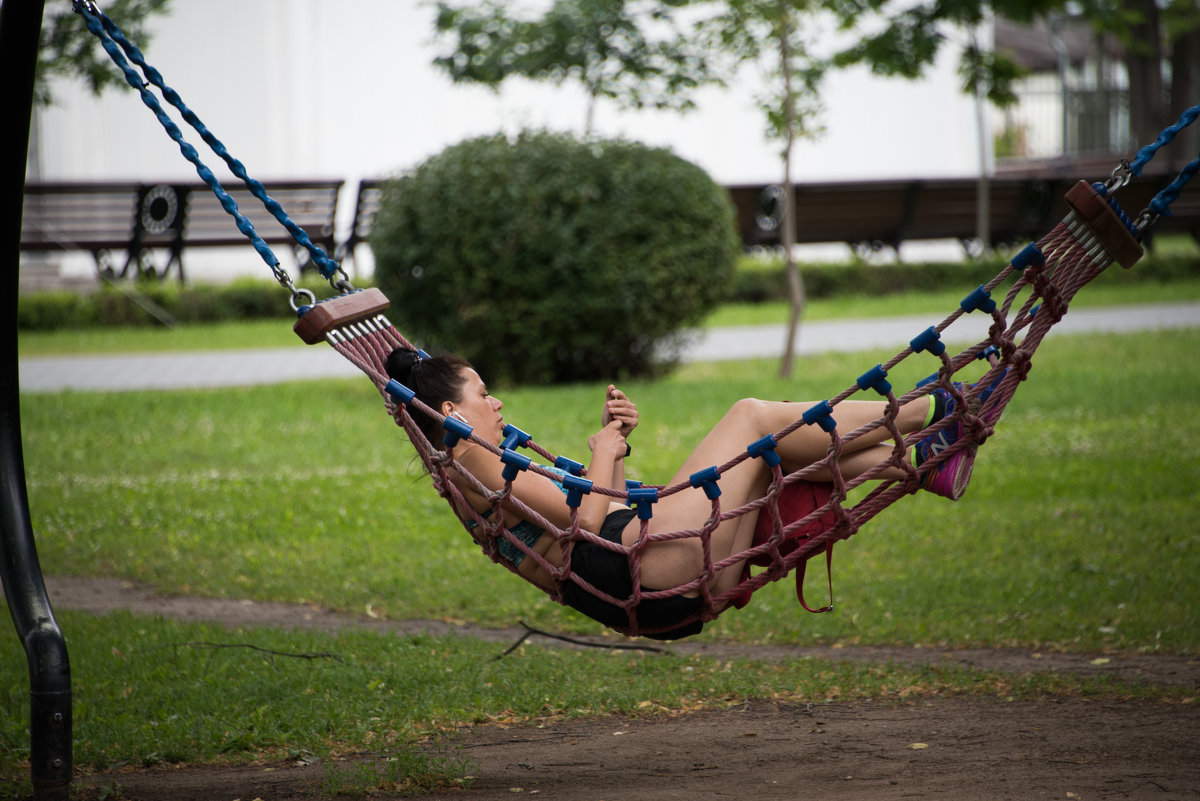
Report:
915,422,975,500
914,369,1007,500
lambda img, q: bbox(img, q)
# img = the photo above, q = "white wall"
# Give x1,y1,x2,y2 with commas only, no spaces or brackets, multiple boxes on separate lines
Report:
37,1,986,182
30,1,989,277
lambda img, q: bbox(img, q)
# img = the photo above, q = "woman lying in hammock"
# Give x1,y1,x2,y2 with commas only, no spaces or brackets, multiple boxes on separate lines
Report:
385,347,977,639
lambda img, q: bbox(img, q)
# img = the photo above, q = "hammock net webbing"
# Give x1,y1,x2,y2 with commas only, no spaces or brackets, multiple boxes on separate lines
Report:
318,178,1143,638
75,1,1200,639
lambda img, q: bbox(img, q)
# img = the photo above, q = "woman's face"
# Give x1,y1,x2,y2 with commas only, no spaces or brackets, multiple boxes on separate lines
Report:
447,367,504,445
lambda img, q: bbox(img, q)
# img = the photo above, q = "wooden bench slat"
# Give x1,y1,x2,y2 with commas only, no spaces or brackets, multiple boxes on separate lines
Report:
20,180,342,281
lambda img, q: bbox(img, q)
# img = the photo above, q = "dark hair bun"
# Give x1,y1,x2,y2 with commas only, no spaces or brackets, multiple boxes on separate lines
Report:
385,348,421,384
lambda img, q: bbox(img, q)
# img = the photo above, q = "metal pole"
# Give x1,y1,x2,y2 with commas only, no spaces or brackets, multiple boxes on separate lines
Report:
0,1,73,799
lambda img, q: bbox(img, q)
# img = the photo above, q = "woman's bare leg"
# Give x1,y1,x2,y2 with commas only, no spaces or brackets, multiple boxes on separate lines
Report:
809,443,910,482
634,397,927,591
668,398,924,487
632,455,771,595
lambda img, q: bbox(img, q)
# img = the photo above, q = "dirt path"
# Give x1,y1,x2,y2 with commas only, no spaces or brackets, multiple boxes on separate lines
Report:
85,699,1200,801
44,576,1200,801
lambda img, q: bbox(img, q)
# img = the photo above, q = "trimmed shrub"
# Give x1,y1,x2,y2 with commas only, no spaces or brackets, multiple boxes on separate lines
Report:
727,247,1200,305
369,131,741,385
16,276,335,331
16,291,96,331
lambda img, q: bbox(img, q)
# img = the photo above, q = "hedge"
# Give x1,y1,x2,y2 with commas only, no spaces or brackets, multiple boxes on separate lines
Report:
18,248,1197,333
729,247,1200,305
16,277,332,332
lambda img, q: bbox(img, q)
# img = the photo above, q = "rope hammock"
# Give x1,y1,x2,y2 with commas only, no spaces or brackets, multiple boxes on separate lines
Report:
76,1,1200,639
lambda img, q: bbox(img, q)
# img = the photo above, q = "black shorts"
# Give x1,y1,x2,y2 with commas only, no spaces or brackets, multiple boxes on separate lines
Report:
560,508,704,641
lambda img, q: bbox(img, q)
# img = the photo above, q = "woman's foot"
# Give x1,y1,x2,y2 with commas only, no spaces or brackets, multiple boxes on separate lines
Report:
914,370,1007,500
916,426,976,499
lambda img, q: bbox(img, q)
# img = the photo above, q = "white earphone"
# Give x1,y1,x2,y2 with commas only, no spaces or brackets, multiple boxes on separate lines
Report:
449,410,469,424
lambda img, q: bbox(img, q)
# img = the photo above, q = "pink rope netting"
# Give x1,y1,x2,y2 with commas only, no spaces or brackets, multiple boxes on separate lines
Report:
316,180,1143,639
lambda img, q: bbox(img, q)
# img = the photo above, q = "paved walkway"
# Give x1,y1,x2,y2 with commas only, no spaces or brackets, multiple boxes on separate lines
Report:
17,301,1200,393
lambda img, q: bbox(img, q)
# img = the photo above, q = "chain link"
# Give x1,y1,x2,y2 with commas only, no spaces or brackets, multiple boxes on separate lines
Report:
1103,159,1134,193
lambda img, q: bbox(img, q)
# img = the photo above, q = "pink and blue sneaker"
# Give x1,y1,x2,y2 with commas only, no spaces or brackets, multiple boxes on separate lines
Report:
914,370,1007,500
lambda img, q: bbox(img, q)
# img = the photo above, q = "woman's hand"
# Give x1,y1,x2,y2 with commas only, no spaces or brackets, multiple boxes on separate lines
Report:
600,385,639,439
587,420,627,460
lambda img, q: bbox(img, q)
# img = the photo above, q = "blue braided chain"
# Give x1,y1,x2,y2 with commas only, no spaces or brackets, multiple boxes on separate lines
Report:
1113,102,1200,232
75,6,282,272
1147,153,1200,221
77,3,344,285
1128,103,1200,177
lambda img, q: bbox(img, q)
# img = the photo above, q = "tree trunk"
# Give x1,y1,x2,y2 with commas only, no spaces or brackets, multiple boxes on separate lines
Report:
778,3,805,379
779,165,805,379
972,28,991,252
1124,0,1167,150
1168,23,1200,163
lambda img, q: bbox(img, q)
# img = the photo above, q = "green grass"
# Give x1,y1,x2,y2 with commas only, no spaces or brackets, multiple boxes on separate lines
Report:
4,325,1198,792
18,318,297,356
14,328,1200,651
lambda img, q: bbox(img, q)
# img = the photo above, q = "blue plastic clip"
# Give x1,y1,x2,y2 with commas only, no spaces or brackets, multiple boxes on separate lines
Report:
961,285,997,314
442,415,473,448
628,487,659,520
747,435,782,467
416,349,431,359
803,400,837,432
561,472,593,508
857,365,892,396
501,424,531,451
385,379,416,405
554,456,585,476
910,326,946,356
977,345,1000,362
500,448,531,482
1012,242,1044,271
689,466,722,500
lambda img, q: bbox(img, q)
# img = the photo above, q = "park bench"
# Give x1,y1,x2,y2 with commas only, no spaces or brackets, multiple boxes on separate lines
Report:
729,177,1066,254
729,160,1198,254
334,177,385,272
20,179,342,282
27,167,1193,289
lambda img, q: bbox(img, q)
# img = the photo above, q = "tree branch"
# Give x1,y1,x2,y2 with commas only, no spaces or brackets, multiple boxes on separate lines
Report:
495,621,668,659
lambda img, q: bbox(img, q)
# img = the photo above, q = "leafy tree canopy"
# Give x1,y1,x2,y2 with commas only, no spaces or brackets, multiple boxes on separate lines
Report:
433,0,721,129
35,0,171,107
822,0,1198,141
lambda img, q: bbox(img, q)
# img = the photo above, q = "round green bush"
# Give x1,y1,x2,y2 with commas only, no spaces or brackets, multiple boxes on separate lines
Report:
369,131,740,384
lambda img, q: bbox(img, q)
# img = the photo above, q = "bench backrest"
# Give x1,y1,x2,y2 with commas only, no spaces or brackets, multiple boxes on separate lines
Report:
21,179,342,280
180,180,341,251
731,164,1196,251
21,182,141,253
336,178,385,262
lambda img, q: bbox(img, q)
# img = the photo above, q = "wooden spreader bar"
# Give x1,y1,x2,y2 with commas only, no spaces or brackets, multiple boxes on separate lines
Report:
1064,180,1144,269
293,287,391,344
